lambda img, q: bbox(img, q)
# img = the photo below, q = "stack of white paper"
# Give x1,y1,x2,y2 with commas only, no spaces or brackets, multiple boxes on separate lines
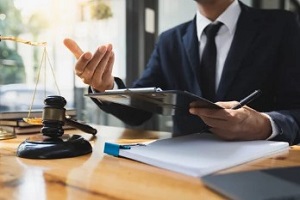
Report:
118,133,289,177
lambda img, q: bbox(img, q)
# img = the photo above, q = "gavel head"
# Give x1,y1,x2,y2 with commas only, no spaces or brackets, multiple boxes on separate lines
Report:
41,95,67,138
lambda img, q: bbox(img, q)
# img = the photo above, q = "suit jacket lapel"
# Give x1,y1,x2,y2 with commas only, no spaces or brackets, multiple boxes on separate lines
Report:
216,4,261,100
182,17,203,94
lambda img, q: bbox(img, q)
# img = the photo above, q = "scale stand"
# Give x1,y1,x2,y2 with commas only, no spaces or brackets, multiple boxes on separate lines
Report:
17,95,97,159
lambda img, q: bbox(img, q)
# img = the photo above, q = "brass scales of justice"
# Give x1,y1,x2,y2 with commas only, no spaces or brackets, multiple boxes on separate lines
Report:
0,35,97,159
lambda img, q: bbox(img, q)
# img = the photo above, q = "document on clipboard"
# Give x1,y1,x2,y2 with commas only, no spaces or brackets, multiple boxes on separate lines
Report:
86,87,222,115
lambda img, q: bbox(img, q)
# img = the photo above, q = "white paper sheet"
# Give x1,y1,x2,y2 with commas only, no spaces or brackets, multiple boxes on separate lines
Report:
119,133,289,177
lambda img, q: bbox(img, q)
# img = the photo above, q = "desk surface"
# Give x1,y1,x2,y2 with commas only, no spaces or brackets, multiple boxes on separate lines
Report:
1,125,300,200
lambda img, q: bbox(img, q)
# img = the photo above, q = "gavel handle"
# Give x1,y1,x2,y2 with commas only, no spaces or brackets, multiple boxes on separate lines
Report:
65,118,97,135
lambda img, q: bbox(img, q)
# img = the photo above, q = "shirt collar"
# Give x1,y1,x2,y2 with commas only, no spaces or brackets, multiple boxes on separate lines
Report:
196,0,241,41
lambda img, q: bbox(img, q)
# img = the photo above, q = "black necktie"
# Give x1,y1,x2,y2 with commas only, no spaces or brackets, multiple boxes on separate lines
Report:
199,22,223,101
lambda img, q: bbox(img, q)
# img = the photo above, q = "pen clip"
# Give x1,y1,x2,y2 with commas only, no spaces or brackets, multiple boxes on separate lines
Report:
120,143,147,149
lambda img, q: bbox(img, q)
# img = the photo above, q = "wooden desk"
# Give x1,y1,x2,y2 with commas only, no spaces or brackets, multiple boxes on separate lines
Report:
1,125,300,200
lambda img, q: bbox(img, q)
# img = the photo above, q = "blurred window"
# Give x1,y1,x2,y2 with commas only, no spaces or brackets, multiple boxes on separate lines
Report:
0,0,125,122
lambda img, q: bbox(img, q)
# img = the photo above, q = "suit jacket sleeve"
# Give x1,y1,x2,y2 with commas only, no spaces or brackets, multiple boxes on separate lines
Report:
264,12,300,145
88,77,153,126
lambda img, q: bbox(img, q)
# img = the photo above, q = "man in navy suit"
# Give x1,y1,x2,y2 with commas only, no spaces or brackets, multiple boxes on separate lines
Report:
64,0,300,145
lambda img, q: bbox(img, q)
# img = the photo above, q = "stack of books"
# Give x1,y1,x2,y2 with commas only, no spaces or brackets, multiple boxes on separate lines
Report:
0,118,42,134
0,109,77,135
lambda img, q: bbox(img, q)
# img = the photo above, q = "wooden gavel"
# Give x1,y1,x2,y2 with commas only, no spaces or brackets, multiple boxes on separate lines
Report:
41,95,97,138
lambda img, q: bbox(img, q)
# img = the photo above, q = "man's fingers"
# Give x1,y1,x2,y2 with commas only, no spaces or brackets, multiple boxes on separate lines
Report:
63,38,84,59
215,101,239,109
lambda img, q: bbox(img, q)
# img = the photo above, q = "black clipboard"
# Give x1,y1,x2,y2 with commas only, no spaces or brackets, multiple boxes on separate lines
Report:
86,87,222,115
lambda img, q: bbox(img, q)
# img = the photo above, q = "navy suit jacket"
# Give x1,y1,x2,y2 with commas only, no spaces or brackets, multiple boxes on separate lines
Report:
92,2,300,145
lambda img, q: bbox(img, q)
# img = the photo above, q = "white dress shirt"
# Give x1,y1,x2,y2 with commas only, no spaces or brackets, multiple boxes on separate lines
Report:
196,0,241,91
